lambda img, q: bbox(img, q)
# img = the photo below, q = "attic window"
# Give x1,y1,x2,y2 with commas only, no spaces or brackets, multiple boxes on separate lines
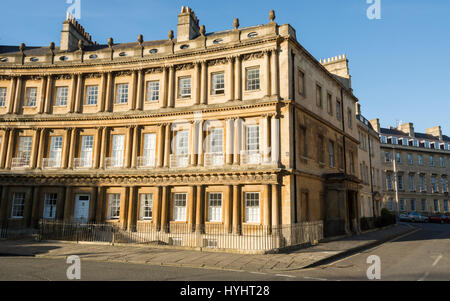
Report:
247,32,258,38
29,57,39,62
59,56,68,61
119,52,127,57
213,38,223,44
180,44,189,50
89,54,98,59
0,57,8,62
149,49,158,54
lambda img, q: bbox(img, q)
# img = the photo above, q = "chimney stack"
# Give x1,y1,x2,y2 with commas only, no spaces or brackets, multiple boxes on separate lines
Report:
426,126,443,140
60,13,95,52
397,122,415,137
177,6,200,43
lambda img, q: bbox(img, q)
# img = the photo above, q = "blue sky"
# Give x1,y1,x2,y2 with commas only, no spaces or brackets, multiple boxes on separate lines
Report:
1,0,449,134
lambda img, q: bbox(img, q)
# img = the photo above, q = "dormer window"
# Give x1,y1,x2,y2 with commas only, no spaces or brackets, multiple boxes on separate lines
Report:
30,57,39,62
0,57,8,62
149,49,158,54
59,56,68,61
89,54,98,59
213,39,223,44
247,32,258,38
180,44,189,50
119,52,127,57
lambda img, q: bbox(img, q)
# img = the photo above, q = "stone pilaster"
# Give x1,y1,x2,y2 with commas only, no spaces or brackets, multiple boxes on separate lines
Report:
160,185,170,232
271,115,280,164
7,77,17,114
232,185,241,234
233,118,242,165
271,48,279,98
234,55,242,101
136,69,144,110
167,65,175,108
195,185,204,233
163,124,171,167
99,127,108,169
272,184,280,227
13,76,23,114
37,128,47,169
131,125,139,168
4,129,15,169
44,75,53,113
38,76,47,114
200,60,207,105
30,129,41,169
0,129,10,169
226,118,234,165
67,128,77,169
264,50,271,97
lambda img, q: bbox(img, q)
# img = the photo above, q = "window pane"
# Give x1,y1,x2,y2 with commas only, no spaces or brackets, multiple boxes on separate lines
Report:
246,125,259,151
140,194,153,220
208,193,223,222
146,81,159,102
55,87,68,106
86,86,98,105
244,192,260,223
11,193,25,218
0,87,7,106
116,84,129,104
43,193,57,219
108,194,121,218
25,87,37,106
178,77,191,98
173,193,187,221
246,68,260,91
209,128,223,153
212,73,225,94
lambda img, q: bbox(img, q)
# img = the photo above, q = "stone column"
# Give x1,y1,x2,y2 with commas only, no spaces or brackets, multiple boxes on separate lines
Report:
4,129,15,169
30,129,41,169
67,128,77,169
69,74,77,113
197,120,204,166
271,116,280,165
104,72,113,112
30,186,41,228
227,57,234,101
0,129,10,169
232,185,241,234
157,125,165,168
233,118,242,165
92,127,103,169
271,49,279,98
163,124,171,167
136,69,144,110
264,184,271,227
120,187,130,230
98,73,107,113
234,55,242,101
225,185,233,233
200,61,207,105
63,186,73,222
44,75,53,113
167,65,175,108
160,185,170,232
95,186,105,223
188,186,196,232
225,119,234,165
38,76,47,114
130,70,138,110
0,186,9,222
131,125,139,168
271,184,280,227
74,73,83,113
7,77,17,114
263,114,271,163
99,127,108,169
125,126,133,168
160,67,168,108
194,62,201,105
127,186,137,231
195,185,204,233
264,50,271,97
190,122,198,166
153,186,162,230
37,129,46,169
13,76,23,114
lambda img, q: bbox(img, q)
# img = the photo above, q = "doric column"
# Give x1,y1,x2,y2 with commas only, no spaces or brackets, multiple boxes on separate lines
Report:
264,50,271,97
227,57,235,101
167,65,175,108
44,75,53,113
127,186,137,231
38,76,47,114
263,184,271,227
0,186,9,222
98,73,107,112
69,74,77,113
226,119,234,165
232,185,241,234
104,72,113,112
131,125,139,168
74,73,83,113
234,55,242,101
4,129,15,169
99,127,108,169
160,185,170,232
130,70,138,110
233,118,242,165
63,186,73,222
188,186,196,232
195,185,204,233
160,67,168,108
263,114,271,163
272,184,280,226
95,186,105,223
225,185,233,233
157,124,165,168
271,48,279,98
30,129,41,169
163,124,171,167
67,128,77,169
153,187,162,230
200,60,207,104
271,115,280,164
125,126,134,168
37,128,47,169
13,76,23,114
197,120,204,166
194,62,201,105
93,127,102,168
189,121,198,166
30,186,41,228
7,77,17,114
119,187,130,230
136,69,144,110
0,129,10,169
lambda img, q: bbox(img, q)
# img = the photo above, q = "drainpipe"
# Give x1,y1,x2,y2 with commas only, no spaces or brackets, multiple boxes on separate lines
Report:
291,50,297,223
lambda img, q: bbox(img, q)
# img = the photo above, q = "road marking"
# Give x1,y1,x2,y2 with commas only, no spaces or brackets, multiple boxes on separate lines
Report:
432,255,442,267
303,276,327,281
275,274,296,278
418,271,429,281
250,271,267,275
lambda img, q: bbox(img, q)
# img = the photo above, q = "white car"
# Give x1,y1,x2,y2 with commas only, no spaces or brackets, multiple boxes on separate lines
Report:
407,212,428,223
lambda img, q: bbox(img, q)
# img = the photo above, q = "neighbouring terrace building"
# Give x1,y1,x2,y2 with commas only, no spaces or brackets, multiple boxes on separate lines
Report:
378,121,450,215
0,7,369,250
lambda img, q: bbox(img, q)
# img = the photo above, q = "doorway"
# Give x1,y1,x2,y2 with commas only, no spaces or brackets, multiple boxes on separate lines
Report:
74,194,90,223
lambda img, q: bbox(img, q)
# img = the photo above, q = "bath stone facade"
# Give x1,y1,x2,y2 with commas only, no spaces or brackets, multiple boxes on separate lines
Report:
0,7,365,240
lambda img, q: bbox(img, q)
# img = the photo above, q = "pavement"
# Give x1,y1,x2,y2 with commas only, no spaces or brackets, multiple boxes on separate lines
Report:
0,223,417,273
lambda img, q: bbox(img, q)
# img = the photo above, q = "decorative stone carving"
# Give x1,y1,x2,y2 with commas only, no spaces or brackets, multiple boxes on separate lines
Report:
207,58,227,67
242,52,264,61
175,63,195,71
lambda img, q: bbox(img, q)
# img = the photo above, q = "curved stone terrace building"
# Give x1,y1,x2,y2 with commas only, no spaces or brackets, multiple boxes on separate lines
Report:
0,7,363,247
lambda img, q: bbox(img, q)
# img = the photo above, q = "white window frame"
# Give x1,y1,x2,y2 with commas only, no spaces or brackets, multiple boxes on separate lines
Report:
207,192,223,222
43,193,57,219
143,133,157,164
18,136,32,160
246,67,260,91
11,193,25,218
108,194,121,219
244,192,260,223
173,193,187,222
25,87,37,107
139,193,153,220
178,77,191,98
0,87,6,107
146,81,160,102
211,72,225,95
49,136,63,162
55,86,68,106
111,134,125,165
209,128,223,154
115,83,129,104
86,85,98,105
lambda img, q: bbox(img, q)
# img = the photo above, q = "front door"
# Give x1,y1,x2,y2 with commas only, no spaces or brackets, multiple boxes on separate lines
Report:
74,194,90,223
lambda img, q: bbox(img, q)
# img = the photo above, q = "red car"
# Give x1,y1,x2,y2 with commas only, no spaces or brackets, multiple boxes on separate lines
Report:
428,214,450,224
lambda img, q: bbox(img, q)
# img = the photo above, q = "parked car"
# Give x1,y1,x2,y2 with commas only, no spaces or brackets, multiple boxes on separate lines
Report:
399,213,411,222
428,214,449,224
407,212,428,223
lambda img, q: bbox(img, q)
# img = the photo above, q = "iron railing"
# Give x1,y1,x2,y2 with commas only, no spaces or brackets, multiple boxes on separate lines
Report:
170,154,189,168
42,158,62,169
105,157,124,169
39,220,323,251
240,150,261,165
204,152,224,166
11,157,30,169
74,158,93,169
137,156,156,169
